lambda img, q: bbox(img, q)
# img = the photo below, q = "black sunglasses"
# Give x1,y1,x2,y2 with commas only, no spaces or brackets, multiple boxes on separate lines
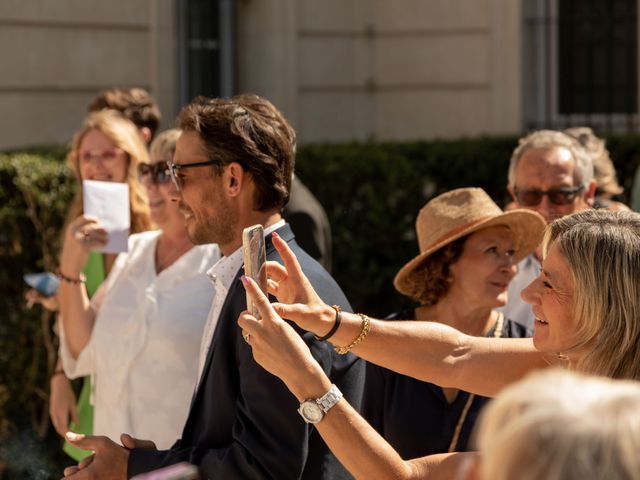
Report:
166,159,219,191
514,185,585,206
137,162,171,185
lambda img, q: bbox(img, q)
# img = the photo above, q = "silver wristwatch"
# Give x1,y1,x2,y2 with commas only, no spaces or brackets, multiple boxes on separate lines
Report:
297,384,343,424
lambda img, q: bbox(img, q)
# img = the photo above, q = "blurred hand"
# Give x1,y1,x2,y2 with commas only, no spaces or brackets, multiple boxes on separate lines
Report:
63,432,129,479
49,374,79,437
25,289,59,311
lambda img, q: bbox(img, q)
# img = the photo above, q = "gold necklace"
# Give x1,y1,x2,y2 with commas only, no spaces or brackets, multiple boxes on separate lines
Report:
447,312,504,453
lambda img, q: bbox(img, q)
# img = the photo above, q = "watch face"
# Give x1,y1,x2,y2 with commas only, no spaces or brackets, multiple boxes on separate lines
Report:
299,401,324,423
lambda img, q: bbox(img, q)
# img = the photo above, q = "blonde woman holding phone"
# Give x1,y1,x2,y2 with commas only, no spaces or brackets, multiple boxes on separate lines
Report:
239,206,640,479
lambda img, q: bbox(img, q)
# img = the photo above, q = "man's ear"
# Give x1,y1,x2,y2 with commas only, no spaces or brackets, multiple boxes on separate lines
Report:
507,184,516,202
225,162,245,197
583,179,597,205
139,127,153,145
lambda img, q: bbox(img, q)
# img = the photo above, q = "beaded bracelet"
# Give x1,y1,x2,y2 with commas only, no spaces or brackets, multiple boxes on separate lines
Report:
314,305,343,342
334,313,371,354
57,269,86,285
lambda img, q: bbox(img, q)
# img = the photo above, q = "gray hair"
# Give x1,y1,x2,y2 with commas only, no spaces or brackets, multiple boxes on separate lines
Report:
476,369,640,480
149,128,181,162
507,130,594,187
564,126,623,196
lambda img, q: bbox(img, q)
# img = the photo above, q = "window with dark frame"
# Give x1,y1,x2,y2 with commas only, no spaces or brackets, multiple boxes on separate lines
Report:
523,0,639,132
176,0,235,108
558,0,637,115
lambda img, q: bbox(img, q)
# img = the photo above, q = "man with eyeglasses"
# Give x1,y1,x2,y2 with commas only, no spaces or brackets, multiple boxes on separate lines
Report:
500,129,596,329
62,94,364,480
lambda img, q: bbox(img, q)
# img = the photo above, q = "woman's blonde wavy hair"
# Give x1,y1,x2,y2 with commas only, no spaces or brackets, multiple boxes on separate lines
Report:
65,109,152,234
543,209,640,380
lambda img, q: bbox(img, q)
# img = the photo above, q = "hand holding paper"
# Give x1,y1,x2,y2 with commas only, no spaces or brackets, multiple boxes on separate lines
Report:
82,180,130,253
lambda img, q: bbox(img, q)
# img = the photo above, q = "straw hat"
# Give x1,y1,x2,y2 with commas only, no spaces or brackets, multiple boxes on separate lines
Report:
394,187,546,298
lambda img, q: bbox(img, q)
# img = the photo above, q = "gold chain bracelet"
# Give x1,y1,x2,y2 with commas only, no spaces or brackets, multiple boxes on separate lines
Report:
334,313,371,354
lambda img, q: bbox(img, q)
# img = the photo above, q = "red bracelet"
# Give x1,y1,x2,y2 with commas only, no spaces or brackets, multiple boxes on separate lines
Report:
57,269,86,284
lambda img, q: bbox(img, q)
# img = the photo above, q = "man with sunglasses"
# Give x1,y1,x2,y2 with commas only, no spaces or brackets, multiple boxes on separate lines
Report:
501,129,596,329
63,94,364,480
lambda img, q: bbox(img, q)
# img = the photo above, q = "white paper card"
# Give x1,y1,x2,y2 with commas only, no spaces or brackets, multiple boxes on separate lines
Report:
82,180,130,253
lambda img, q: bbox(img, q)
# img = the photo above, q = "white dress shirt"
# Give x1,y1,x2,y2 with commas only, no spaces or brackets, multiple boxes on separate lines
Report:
195,219,286,387
498,254,540,330
60,230,220,448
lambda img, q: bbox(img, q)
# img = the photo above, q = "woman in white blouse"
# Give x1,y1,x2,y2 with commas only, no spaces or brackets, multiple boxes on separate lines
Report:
58,128,219,448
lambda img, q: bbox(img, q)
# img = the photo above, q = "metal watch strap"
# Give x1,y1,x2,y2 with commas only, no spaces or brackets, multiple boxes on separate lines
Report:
316,384,343,412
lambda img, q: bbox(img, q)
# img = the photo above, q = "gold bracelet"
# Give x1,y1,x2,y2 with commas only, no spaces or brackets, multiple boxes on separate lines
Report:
334,313,371,354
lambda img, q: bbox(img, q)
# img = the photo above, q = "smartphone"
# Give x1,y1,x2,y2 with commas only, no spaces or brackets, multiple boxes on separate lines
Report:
130,462,199,480
242,224,268,318
23,272,60,298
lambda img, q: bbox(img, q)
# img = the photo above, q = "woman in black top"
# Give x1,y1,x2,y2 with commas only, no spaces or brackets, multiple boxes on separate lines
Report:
363,311,530,457
362,189,538,457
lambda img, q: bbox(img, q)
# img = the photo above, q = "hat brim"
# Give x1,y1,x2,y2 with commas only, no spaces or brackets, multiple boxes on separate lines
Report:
393,209,546,300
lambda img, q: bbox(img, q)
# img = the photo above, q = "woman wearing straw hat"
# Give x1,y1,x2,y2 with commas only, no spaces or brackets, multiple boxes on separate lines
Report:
362,188,544,458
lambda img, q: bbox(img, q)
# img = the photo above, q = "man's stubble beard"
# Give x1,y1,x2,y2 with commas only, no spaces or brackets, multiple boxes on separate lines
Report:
188,191,237,247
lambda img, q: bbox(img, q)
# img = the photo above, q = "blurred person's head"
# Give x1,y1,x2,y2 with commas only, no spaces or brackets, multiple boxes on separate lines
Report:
563,126,624,198
521,209,640,380
66,109,152,233
170,94,296,249
89,87,161,144
138,128,182,228
473,369,640,480
507,130,595,224
394,188,545,309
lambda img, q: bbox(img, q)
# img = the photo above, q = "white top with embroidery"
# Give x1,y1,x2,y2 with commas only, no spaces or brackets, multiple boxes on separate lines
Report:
60,230,220,448
498,254,540,330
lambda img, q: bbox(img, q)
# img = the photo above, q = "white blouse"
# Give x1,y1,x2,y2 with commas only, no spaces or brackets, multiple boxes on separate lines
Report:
60,230,219,448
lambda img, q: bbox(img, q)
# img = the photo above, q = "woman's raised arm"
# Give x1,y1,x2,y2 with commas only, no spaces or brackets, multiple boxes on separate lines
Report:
57,215,107,358
265,232,547,397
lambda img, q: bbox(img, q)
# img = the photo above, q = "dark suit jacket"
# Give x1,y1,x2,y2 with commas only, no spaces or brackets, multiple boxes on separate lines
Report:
283,177,333,273
128,224,364,479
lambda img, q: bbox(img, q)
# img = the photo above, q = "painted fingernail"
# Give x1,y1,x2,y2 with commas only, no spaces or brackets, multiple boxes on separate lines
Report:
65,432,84,441
272,232,280,239
240,275,249,286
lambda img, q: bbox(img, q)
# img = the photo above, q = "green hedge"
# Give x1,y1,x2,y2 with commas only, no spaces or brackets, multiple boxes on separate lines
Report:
0,136,639,477
296,136,640,316
0,150,75,478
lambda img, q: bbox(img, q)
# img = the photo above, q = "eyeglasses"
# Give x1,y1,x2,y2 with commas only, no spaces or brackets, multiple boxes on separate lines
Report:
79,148,124,165
137,162,171,185
514,185,585,207
166,159,219,191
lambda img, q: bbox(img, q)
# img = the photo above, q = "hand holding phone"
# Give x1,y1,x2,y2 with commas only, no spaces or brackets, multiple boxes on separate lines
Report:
242,224,267,318
24,272,60,298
